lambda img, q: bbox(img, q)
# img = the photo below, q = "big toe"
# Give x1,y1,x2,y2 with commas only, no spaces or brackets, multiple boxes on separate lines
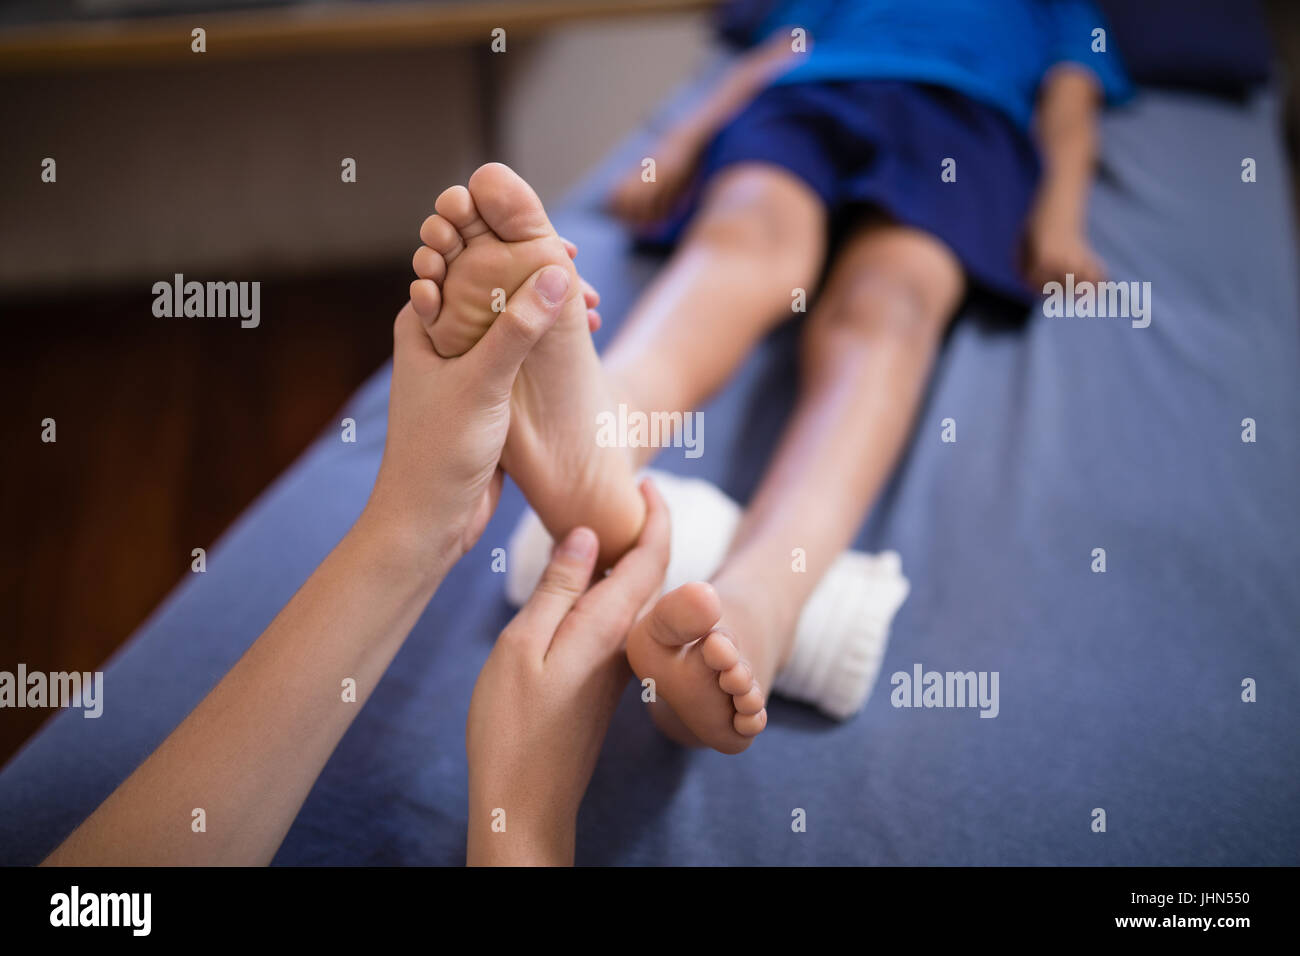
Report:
467,162,555,243
641,582,723,650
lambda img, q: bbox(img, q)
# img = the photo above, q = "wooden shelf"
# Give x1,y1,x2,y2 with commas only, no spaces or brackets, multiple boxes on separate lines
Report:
0,0,715,72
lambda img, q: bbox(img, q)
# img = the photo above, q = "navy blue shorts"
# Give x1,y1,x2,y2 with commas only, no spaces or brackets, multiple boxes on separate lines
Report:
648,79,1042,307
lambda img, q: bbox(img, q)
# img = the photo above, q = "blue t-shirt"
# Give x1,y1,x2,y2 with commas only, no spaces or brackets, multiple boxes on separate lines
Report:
754,0,1134,130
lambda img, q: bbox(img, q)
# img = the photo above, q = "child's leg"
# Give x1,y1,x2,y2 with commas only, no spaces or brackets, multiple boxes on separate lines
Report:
627,221,965,751
603,162,827,464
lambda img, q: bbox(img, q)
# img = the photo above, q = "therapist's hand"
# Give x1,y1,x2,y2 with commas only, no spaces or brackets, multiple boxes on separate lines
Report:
364,264,571,574
466,479,670,866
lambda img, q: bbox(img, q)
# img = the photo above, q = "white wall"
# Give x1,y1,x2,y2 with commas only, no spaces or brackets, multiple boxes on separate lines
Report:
497,13,711,203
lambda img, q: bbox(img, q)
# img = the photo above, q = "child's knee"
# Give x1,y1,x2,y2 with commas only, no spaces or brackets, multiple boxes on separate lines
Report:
807,269,951,348
687,170,824,285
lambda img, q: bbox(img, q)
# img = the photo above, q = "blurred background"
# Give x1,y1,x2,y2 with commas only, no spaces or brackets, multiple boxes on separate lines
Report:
0,0,719,763
1,0,1298,765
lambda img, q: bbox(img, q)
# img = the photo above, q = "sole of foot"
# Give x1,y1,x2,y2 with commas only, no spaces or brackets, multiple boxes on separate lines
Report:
410,163,645,568
626,581,770,755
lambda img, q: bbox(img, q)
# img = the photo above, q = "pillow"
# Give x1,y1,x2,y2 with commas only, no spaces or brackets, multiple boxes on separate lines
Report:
1094,0,1272,94
714,0,783,49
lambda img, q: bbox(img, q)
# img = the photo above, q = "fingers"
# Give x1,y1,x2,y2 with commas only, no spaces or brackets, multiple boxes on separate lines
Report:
581,278,601,332
562,480,671,654
506,479,665,665
392,300,437,362
605,478,670,604
506,527,599,657
471,264,570,396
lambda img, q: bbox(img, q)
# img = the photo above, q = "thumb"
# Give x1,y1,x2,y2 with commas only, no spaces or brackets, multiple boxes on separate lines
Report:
474,264,570,395
508,526,599,654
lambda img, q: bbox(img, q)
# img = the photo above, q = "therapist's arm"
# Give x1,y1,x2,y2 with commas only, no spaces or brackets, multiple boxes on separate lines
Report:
44,268,571,866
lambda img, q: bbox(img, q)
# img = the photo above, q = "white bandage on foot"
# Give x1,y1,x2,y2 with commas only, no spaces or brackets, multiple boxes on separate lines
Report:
503,469,909,720
504,469,741,605
773,550,910,720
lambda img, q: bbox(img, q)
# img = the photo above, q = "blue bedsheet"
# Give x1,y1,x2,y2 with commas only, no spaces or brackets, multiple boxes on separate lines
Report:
2,78,1297,865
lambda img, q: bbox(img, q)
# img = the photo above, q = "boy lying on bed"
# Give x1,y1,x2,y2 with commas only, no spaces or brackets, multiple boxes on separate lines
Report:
407,0,1132,754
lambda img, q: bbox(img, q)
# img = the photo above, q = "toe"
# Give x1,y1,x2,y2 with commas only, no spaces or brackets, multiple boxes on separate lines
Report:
409,279,441,319
419,214,464,263
701,632,741,673
467,162,555,243
412,246,446,283
639,582,722,649
734,708,767,737
716,659,752,695
434,184,491,242
732,681,765,715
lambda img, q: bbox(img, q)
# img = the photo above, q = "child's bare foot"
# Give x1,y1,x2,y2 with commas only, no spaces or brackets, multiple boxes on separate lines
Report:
626,581,772,754
410,163,645,567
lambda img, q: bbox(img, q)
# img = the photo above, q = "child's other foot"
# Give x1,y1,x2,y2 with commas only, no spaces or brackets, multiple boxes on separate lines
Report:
410,163,645,567
626,582,769,755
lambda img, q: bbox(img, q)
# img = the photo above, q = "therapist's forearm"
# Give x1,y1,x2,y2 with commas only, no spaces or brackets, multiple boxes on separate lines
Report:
43,506,451,866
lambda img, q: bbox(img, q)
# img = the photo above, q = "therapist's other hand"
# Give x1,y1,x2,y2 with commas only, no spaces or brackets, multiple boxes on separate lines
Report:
465,479,670,866
365,264,570,572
